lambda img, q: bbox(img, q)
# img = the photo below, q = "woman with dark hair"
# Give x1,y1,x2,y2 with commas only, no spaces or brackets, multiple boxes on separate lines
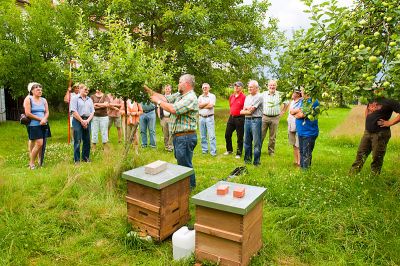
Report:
23,82,51,169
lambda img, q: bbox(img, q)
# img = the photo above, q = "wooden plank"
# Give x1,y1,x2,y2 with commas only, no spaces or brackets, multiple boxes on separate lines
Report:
196,249,241,266
125,196,160,213
196,232,242,264
128,217,160,241
196,206,242,235
127,204,160,228
127,181,160,207
195,224,242,243
242,201,263,265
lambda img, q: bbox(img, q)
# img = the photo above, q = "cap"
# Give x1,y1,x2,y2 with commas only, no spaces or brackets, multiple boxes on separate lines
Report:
234,81,244,87
293,87,301,94
27,82,41,92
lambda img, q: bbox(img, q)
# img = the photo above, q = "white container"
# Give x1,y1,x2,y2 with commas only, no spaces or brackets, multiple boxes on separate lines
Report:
172,226,195,260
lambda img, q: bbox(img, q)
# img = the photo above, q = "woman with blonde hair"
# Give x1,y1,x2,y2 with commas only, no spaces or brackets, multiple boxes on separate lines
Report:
23,82,51,169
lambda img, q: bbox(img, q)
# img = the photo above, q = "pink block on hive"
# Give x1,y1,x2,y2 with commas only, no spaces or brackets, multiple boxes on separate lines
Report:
216,185,229,195
233,187,245,198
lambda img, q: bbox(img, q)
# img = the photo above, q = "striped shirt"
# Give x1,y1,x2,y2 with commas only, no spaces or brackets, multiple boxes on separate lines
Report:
262,91,287,116
166,90,198,133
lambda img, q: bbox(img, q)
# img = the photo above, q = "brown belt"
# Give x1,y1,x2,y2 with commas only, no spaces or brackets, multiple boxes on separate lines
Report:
173,130,196,137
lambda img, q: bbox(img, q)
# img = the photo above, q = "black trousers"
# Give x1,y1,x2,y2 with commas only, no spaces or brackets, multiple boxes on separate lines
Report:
225,115,245,155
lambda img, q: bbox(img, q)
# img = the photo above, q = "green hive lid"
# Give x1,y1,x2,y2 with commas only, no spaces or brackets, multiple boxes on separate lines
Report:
122,162,194,189
191,181,267,215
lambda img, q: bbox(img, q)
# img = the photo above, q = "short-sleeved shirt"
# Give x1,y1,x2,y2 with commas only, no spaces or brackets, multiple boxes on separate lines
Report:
365,97,400,132
91,94,110,117
68,92,79,112
262,90,288,116
198,93,216,116
166,90,198,133
70,95,95,118
229,92,246,116
243,93,263,118
107,96,123,117
287,99,302,132
296,98,319,137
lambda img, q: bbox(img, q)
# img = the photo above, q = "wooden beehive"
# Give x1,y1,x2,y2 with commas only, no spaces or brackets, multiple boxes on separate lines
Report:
192,181,267,266
122,162,194,241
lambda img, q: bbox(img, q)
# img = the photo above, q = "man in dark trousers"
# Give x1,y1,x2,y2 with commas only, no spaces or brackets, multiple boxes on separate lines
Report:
350,87,400,175
224,81,246,159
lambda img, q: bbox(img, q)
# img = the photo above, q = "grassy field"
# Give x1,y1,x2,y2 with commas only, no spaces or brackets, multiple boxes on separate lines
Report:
1,102,400,265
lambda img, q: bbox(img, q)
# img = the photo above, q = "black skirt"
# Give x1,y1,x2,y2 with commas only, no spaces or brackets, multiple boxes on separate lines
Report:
27,124,52,140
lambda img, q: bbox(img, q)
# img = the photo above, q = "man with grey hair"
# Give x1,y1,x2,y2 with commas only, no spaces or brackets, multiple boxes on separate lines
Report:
261,79,288,156
144,74,198,188
198,83,217,156
240,80,263,166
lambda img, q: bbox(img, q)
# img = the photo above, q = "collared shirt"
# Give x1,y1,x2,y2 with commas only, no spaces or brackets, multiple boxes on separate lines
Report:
91,94,110,117
68,92,79,112
262,90,287,116
198,92,216,116
229,92,246,116
70,95,95,117
243,93,263,118
166,90,198,133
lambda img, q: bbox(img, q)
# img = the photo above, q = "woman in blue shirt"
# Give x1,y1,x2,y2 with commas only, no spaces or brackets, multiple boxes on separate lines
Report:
23,82,51,169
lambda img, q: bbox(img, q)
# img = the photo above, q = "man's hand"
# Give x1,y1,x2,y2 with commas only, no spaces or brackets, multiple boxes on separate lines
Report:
377,119,391,127
144,85,154,96
40,118,47,125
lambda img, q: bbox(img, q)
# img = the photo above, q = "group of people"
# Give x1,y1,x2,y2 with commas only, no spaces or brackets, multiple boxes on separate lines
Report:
23,75,400,186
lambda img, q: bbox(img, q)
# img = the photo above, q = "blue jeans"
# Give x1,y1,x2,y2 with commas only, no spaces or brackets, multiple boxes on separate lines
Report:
244,118,262,165
298,135,317,169
72,118,91,162
199,116,217,156
173,133,198,188
140,111,156,147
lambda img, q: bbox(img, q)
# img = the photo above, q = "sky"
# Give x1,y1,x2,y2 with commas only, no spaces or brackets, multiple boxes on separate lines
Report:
261,0,354,35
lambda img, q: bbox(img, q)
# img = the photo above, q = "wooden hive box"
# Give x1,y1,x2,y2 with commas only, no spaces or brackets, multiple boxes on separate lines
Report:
192,181,267,266
122,162,194,241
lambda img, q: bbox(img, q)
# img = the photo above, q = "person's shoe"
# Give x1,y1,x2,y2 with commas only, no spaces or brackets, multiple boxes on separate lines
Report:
29,164,36,170
83,159,91,163
223,151,233,155
235,155,241,159
269,153,275,157
141,145,147,148
202,151,208,154
150,145,156,149
211,153,217,157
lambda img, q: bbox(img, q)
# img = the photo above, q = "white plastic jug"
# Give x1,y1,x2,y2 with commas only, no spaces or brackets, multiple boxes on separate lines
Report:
172,226,195,260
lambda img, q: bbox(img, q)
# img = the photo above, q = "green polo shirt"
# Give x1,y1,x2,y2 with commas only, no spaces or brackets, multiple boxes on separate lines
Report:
166,90,198,133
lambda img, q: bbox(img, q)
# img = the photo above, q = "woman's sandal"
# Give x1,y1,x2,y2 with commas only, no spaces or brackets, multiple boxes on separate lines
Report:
29,165,36,170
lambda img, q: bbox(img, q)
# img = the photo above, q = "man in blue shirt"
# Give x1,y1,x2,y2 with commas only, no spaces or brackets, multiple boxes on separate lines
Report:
70,84,95,163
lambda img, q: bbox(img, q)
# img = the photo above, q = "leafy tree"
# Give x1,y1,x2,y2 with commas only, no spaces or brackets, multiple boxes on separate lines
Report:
276,0,400,104
0,0,77,102
66,0,282,93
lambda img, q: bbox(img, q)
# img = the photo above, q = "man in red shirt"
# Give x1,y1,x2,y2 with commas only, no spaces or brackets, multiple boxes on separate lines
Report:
224,81,246,159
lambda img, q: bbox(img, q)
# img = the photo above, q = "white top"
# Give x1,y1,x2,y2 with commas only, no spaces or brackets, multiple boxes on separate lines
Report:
198,93,216,116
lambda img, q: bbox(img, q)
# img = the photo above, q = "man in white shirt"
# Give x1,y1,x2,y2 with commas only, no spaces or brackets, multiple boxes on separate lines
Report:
198,83,217,156
261,80,288,156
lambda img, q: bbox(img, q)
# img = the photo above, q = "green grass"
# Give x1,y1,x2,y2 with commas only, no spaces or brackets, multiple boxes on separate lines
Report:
1,105,400,265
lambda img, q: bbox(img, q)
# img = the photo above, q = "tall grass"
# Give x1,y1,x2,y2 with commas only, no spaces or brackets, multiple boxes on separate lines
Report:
0,104,399,265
